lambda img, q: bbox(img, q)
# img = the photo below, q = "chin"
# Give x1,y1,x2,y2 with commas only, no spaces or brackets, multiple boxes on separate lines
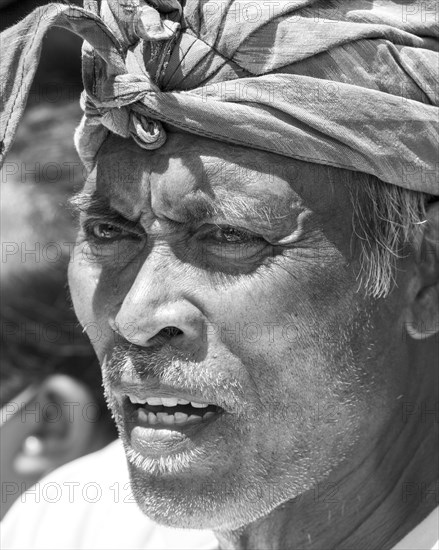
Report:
125,455,311,532
126,461,244,530
128,475,265,530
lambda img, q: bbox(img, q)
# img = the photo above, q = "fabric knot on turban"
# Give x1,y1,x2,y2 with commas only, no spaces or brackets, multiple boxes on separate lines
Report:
79,76,166,152
0,0,438,195
77,0,184,153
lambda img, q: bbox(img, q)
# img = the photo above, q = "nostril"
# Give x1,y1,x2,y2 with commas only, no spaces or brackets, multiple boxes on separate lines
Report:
158,326,183,338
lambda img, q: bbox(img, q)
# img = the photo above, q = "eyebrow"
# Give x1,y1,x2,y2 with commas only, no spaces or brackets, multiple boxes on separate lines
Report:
70,190,289,228
69,191,140,229
212,193,289,228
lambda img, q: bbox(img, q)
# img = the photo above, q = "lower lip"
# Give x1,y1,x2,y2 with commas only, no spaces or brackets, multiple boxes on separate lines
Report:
128,410,222,458
131,426,190,456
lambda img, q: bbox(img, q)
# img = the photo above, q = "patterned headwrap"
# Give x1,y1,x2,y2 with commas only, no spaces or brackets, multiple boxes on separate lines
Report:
0,0,438,193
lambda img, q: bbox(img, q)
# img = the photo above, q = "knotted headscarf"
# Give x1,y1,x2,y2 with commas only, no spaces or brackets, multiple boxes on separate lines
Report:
0,0,438,194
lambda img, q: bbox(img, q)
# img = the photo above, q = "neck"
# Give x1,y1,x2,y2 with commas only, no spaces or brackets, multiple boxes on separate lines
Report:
215,343,438,550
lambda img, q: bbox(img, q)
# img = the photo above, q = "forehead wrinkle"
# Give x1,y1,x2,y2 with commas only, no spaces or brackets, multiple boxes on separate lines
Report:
212,190,291,228
151,188,287,230
166,190,290,228
160,189,216,224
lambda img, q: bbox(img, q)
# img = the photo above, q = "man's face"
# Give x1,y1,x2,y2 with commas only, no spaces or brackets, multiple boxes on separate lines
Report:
69,133,408,529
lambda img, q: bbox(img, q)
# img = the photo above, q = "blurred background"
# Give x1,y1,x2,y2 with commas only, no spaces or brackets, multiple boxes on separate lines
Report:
0,0,117,519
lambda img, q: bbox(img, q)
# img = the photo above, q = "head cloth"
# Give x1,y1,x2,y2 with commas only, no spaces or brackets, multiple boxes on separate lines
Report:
0,0,438,193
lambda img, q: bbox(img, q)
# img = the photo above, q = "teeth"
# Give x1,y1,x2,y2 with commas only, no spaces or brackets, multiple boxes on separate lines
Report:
187,414,203,423
191,402,209,408
161,397,178,407
145,397,163,406
161,414,175,425
138,408,216,427
129,395,212,408
130,395,148,405
138,408,149,422
156,412,170,423
174,412,188,424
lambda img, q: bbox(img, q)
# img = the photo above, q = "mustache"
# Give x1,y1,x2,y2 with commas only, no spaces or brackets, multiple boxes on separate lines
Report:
104,343,194,381
102,344,249,414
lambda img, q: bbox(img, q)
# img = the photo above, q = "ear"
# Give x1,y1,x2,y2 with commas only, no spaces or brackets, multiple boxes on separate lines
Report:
13,374,101,477
404,201,439,340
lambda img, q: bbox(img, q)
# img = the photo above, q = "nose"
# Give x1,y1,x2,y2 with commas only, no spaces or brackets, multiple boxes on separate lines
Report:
111,252,204,349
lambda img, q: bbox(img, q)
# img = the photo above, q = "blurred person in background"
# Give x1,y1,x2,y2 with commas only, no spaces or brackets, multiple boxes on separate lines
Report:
0,102,117,519
0,1,438,549
0,0,116,521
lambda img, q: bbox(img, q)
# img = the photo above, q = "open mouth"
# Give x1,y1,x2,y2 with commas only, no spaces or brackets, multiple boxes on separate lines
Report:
117,388,229,460
126,395,224,428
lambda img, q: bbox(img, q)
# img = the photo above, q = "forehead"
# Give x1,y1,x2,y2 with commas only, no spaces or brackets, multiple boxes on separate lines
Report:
89,132,352,225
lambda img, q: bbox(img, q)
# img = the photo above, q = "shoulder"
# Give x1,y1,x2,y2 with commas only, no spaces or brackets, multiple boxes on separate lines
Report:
392,507,439,550
0,440,217,550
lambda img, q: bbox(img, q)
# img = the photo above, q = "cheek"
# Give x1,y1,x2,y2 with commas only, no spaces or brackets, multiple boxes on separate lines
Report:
68,249,92,322
69,240,147,360
206,257,372,453
68,245,108,358
213,253,359,378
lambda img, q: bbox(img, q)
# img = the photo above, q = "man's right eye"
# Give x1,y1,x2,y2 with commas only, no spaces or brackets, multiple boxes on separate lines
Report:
83,220,132,242
92,222,123,240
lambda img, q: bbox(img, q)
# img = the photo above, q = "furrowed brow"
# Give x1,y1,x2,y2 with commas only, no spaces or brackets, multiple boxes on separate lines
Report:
213,194,288,228
178,193,280,227
69,191,132,224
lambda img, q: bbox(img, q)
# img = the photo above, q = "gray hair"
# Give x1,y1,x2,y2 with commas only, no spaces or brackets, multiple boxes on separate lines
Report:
349,172,432,299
